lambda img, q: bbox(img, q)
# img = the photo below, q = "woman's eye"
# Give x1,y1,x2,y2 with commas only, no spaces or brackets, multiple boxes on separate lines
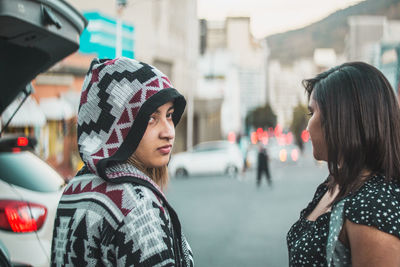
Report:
149,116,155,123
167,112,173,119
306,112,313,117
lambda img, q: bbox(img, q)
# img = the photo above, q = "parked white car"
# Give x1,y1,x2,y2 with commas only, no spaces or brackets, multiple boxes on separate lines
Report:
0,137,65,267
0,0,86,265
169,140,244,177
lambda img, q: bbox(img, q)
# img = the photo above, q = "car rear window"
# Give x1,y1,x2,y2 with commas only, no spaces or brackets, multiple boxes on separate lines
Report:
0,151,65,192
194,142,231,152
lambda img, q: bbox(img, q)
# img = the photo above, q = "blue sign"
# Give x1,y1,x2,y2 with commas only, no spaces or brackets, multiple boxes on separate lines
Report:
79,11,134,59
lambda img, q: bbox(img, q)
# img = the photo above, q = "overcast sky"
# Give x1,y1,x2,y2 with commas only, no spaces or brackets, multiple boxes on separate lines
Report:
198,0,365,38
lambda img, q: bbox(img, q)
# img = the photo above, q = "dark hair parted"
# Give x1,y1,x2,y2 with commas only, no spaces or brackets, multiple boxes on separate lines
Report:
303,61,400,201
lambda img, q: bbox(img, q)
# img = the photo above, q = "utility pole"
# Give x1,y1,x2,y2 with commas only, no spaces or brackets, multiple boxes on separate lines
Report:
186,0,198,151
116,0,127,58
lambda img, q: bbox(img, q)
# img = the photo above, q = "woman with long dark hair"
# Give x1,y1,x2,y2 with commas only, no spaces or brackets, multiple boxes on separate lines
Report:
51,57,193,266
287,62,400,266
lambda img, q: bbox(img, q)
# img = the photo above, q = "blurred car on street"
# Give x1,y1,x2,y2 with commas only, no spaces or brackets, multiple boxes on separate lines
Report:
0,0,87,265
169,140,244,177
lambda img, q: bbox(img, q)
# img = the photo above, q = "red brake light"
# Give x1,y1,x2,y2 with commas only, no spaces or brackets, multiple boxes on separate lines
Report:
17,137,29,147
250,132,257,144
274,124,282,137
0,200,47,233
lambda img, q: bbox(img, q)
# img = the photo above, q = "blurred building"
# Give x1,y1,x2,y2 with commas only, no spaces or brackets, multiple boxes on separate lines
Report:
346,16,400,63
67,0,198,152
199,17,267,140
267,59,315,128
313,48,337,73
376,43,400,97
346,16,387,63
226,18,268,124
197,49,234,143
346,15,400,99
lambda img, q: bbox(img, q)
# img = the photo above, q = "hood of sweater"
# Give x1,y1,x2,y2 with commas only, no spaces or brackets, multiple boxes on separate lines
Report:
77,57,186,180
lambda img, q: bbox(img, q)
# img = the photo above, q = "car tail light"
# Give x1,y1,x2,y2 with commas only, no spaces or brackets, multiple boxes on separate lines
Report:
0,200,47,233
17,137,29,147
279,149,287,162
291,149,299,162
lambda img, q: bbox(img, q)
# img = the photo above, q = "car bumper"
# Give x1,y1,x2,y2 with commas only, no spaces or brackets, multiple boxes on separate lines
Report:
0,231,49,267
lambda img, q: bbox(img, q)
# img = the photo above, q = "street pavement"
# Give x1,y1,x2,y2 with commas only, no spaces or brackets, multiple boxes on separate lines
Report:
166,146,329,267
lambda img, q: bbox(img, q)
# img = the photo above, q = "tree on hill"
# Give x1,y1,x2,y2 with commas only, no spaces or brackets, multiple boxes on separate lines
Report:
245,103,277,131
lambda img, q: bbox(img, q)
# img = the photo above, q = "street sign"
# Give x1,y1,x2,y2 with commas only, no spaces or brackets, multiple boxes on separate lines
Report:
79,12,134,59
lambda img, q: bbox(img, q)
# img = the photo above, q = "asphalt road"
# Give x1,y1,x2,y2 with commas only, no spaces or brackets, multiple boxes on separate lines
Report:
166,147,329,267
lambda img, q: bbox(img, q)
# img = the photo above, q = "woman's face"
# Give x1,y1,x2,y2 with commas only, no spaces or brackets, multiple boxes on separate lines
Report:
307,92,328,161
134,101,175,168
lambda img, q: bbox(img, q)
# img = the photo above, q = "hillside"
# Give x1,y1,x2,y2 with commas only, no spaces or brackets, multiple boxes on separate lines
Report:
266,0,400,64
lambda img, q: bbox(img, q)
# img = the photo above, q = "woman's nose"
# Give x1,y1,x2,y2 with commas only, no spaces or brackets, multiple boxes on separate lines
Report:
159,119,175,140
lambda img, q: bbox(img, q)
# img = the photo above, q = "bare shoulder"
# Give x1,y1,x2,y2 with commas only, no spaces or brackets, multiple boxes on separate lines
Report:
345,219,400,267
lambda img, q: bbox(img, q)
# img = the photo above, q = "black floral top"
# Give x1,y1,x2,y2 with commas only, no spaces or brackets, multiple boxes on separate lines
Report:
287,175,400,267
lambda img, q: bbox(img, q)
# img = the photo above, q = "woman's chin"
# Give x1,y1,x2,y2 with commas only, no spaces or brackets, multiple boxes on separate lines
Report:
312,151,323,161
313,154,327,162
147,161,169,169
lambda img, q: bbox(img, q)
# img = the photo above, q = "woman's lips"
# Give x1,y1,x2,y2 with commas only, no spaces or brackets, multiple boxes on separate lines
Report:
158,145,172,154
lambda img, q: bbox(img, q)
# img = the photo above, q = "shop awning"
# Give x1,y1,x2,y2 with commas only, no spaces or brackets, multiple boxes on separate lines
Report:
40,97,75,120
1,95,46,127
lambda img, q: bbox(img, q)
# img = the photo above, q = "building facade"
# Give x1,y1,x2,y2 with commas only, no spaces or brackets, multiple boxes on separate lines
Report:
66,0,198,152
199,17,267,139
346,15,400,100
267,59,315,128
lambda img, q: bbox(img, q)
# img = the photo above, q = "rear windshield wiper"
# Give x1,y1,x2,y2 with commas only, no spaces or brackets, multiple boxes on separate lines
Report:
0,84,33,137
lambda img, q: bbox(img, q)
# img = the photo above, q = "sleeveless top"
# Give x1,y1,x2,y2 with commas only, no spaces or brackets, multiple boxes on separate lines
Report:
287,174,400,266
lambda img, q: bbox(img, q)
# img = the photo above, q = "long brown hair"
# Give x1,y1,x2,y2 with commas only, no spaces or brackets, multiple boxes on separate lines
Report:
127,155,169,190
303,62,400,202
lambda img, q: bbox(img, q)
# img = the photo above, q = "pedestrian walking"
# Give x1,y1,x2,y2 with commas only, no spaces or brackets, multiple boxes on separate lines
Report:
257,143,271,187
51,57,193,266
287,62,400,266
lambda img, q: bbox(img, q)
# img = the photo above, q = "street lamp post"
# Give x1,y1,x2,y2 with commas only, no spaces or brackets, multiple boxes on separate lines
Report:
116,0,127,58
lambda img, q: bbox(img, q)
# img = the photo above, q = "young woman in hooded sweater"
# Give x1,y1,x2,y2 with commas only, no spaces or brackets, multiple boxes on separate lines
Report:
51,57,193,266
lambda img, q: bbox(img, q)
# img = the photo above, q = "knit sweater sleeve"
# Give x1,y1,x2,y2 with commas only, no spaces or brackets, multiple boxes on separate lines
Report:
113,186,176,267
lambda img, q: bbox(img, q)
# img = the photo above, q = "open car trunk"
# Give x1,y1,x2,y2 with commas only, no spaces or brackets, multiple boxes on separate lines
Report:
0,0,87,114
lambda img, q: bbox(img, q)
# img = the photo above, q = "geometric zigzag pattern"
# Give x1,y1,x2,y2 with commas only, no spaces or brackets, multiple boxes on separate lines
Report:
51,171,194,266
77,57,173,175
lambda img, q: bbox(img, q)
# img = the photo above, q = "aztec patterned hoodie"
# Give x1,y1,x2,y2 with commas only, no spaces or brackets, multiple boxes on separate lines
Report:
51,57,193,267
